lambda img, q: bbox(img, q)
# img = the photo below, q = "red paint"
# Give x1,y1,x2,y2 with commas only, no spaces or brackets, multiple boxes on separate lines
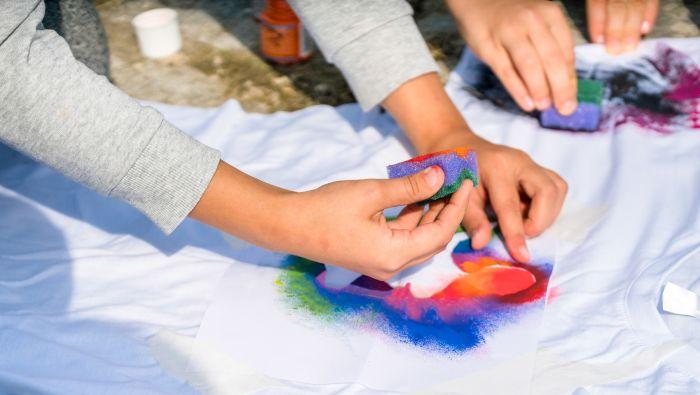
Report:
406,147,471,163
470,265,536,296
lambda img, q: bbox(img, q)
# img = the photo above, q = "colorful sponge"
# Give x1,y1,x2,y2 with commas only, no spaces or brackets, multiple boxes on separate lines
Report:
539,79,604,131
387,148,478,201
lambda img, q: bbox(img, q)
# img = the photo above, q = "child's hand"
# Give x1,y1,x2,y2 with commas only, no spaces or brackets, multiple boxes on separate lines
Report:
447,0,577,115
586,0,659,54
422,132,567,263
288,167,472,280
191,162,470,281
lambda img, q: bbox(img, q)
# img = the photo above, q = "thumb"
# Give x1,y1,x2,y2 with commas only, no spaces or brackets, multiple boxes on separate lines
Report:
377,166,444,208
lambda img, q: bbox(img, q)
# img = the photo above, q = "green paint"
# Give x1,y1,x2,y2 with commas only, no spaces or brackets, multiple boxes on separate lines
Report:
426,168,478,202
277,256,337,318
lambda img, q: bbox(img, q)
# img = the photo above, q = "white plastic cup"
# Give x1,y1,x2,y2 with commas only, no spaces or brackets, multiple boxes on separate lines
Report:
131,8,182,59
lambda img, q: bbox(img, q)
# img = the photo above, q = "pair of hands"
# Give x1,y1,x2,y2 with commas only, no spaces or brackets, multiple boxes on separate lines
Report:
293,135,564,282
293,129,565,280
448,0,659,114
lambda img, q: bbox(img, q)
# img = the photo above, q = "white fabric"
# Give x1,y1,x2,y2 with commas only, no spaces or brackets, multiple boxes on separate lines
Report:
1,38,699,394
0,149,230,393
446,38,700,394
197,233,556,393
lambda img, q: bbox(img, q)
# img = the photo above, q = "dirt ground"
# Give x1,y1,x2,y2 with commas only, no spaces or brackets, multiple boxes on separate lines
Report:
94,0,700,113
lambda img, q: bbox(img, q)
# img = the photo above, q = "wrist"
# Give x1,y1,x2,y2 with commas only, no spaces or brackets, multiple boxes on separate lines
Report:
190,161,299,251
417,127,485,154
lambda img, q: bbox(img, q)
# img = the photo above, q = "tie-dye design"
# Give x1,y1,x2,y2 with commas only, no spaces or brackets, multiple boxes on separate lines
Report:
276,239,552,353
462,43,700,134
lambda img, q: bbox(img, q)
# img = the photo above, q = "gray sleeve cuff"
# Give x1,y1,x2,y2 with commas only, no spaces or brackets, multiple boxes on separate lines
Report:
110,121,220,234
332,15,440,111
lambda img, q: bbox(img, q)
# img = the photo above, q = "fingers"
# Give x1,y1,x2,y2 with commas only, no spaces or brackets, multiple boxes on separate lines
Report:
488,47,536,112
372,183,472,280
487,174,530,263
502,35,551,111
485,3,574,114
419,200,446,226
641,0,659,35
543,4,576,69
604,0,627,54
588,0,656,52
394,182,472,263
587,0,607,44
621,0,646,51
462,188,492,250
376,166,444,209
525,6,577,114
388,203,425,230
520,168,568,237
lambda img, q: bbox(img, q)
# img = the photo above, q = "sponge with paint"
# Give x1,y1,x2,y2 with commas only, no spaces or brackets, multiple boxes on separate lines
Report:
387,148,478,201
540,79,605,131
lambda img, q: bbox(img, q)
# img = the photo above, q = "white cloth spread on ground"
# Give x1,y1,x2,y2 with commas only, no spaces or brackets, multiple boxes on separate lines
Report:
0,38,699,394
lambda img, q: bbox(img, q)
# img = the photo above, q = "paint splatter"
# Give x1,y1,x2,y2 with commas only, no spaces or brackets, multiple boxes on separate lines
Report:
276,240,551,353
462,43,700,134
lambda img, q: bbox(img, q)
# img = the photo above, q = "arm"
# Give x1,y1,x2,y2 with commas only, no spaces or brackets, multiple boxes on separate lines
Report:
190,161,472,281
0,1,219,233
288,0,439,110
1,2,469,277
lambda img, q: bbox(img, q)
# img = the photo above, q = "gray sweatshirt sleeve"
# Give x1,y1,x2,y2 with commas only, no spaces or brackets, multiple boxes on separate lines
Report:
0,1,220,234
288,0,439,111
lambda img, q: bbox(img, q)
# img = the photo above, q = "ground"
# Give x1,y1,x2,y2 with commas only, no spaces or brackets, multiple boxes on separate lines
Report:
94,0,700,112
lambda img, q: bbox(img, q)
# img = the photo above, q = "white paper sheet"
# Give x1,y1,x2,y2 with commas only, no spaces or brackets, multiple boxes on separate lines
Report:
197,232,556,393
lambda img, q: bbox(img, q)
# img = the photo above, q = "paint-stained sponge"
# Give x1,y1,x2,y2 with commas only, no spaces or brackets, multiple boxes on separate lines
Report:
540,79,605,131
387,148,478,201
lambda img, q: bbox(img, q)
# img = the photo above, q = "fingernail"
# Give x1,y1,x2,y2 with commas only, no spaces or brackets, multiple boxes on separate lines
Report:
624,37,637,52
560,100,577,115
594,34,604,44
641,21,650,34
522,96,535,112
536,98,551,110
423,166,442,188
519,244,531,262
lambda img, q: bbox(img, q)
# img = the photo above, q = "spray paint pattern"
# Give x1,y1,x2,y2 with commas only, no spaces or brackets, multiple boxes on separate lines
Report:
276,239,551,353
462,43,700,133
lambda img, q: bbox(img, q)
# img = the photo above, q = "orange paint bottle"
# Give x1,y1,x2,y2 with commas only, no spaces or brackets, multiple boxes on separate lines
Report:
259,0,312,64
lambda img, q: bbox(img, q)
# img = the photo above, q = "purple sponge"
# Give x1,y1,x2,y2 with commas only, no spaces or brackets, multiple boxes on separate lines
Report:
540,103,602,131
387,148,478,201
539,78,605,131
